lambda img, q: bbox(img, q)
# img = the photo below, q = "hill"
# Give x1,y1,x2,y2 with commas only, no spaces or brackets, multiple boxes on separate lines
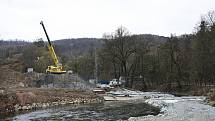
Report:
53,38,103,56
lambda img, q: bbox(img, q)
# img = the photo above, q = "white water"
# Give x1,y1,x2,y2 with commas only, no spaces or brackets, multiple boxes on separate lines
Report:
129,92,215,121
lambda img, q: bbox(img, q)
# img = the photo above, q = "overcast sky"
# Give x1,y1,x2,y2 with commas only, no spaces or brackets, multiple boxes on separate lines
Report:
0,0,215,41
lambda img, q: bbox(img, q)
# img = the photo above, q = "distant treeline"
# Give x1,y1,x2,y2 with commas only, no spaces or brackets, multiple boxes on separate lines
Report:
0,11,215,90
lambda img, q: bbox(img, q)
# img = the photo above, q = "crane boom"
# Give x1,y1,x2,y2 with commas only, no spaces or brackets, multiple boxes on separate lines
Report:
40,21,66,74
40,21,59,66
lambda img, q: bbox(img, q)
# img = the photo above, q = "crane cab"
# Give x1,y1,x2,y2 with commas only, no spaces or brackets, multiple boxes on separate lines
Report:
46,65,66,74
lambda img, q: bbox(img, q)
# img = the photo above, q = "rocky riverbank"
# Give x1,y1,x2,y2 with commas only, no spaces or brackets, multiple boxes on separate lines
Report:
128,92,215,121
0,88,103,119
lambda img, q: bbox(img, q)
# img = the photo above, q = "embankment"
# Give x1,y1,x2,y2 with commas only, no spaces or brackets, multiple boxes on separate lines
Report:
0,88,103,119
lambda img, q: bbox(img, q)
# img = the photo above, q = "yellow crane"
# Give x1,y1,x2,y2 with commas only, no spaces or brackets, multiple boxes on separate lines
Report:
40,21,66,74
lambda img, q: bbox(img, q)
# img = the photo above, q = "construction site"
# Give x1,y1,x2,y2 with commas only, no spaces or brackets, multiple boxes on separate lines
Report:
1,2,215,120
0,21,103,119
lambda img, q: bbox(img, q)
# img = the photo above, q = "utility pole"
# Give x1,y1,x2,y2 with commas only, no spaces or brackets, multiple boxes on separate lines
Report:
94,47,98,84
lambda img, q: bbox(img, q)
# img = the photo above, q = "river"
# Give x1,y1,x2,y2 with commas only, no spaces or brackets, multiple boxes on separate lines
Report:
5,100,159,121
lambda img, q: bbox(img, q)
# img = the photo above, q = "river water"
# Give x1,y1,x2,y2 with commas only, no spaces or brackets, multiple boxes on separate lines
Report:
5,100,159,121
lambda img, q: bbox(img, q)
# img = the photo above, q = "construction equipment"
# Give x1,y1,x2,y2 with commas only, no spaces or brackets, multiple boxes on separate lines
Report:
40,21,66,74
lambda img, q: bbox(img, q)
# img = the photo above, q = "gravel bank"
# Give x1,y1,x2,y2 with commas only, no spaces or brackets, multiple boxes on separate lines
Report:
129,93,215,121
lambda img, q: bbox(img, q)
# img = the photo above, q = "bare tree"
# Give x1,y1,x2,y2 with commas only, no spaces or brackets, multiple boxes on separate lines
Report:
102,27,138,87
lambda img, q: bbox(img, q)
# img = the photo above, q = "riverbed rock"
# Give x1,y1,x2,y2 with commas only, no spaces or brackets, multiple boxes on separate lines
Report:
14,104,19,111
0,90,4,94
21,106,28,110
209,101,215,106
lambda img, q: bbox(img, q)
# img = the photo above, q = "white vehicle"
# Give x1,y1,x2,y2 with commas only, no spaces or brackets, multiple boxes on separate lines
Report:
109,79,122,86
